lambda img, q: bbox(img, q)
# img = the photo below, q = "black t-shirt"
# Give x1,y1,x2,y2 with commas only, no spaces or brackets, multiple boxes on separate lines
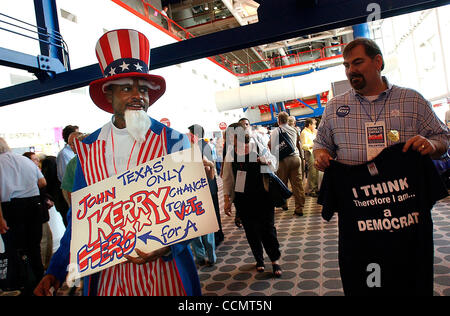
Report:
318,143,448,296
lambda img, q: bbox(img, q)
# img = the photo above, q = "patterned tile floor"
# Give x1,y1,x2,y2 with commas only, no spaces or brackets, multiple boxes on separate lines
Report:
198,179,450,296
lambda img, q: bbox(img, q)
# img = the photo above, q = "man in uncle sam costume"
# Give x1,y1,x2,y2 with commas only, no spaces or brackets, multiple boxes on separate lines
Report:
34,29,201,296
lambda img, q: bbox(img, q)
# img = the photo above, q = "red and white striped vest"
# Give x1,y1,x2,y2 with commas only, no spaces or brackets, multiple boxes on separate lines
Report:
74,123,186,296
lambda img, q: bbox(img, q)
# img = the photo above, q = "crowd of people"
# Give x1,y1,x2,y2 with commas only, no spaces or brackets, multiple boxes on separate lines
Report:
0,129,80,296
185,115,319,277
0,31,448,297
200,112,319,278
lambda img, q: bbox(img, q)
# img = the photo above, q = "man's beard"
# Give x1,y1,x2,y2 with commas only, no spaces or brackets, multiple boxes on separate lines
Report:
348,73,366,91
124,109,150,144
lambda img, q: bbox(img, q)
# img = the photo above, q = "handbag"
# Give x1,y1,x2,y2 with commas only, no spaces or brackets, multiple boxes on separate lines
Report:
0,236,6,290
0,232,36,295
263,172,293,207
0,248,35,294
277,127,295,161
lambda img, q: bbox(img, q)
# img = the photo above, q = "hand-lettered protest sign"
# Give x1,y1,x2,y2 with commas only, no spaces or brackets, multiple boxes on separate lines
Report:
69,147,219,279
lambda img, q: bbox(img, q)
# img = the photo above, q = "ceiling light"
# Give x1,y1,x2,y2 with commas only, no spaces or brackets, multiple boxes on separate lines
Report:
204,5,209,10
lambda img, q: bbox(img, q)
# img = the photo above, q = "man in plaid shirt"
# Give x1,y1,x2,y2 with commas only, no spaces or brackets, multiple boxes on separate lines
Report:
314,38,449,169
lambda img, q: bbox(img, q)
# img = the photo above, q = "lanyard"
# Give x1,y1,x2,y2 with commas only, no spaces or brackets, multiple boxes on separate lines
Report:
110,128,137,175
358,89,392,123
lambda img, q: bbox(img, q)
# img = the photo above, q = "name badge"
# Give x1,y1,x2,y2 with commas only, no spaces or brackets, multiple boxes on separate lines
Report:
235,170,246,193
365,121,386,161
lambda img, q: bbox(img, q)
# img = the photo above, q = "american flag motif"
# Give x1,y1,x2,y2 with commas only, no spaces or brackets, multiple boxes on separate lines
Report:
89,29,166,114
74,139,108,186
97,256,185,296
95,29,150,78
73,126,185,296
136,128,168,166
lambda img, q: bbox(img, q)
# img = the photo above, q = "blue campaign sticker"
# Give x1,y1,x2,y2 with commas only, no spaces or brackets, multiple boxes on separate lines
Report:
336,105,350,117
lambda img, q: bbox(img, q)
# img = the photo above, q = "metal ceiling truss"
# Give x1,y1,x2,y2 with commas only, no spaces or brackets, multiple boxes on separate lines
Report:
0,0,448,107
0,0,69,83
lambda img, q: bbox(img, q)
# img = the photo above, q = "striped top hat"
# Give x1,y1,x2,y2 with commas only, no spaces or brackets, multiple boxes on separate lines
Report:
89,29,166,113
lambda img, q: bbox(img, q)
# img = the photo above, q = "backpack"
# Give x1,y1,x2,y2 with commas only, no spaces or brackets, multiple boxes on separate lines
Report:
276,127,295,160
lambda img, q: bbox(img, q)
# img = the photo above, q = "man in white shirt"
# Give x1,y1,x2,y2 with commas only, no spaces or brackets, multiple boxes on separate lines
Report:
0,137,46,294
269,112,305,216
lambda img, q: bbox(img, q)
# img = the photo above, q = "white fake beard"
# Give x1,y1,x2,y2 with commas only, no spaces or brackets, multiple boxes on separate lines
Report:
124,109,150,144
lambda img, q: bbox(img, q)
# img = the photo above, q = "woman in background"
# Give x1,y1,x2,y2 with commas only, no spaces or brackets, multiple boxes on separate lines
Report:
222,122,282,277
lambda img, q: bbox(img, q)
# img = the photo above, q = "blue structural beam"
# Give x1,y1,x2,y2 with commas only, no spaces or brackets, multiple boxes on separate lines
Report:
0,47,40,72
0,0,448,107
0,0,67,82
33,0,65,65
151,0,449,68
296,97,325,117
316,94,323,108
297,99,316,112
240,68,317,86
0,64,100,106
0,47,66,81
352,23,371,38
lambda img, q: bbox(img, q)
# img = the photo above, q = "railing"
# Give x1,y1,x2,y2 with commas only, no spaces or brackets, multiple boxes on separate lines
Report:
231,44,346,76
0,12,70,70
173,6,234,29
141,1,195,39
133,1,346,77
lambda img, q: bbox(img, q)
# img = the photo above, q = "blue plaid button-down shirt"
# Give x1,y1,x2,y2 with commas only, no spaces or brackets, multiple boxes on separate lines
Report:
314,77,449,165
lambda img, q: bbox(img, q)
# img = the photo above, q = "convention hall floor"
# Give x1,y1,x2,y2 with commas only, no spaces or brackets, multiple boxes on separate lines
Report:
197,178,450,296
